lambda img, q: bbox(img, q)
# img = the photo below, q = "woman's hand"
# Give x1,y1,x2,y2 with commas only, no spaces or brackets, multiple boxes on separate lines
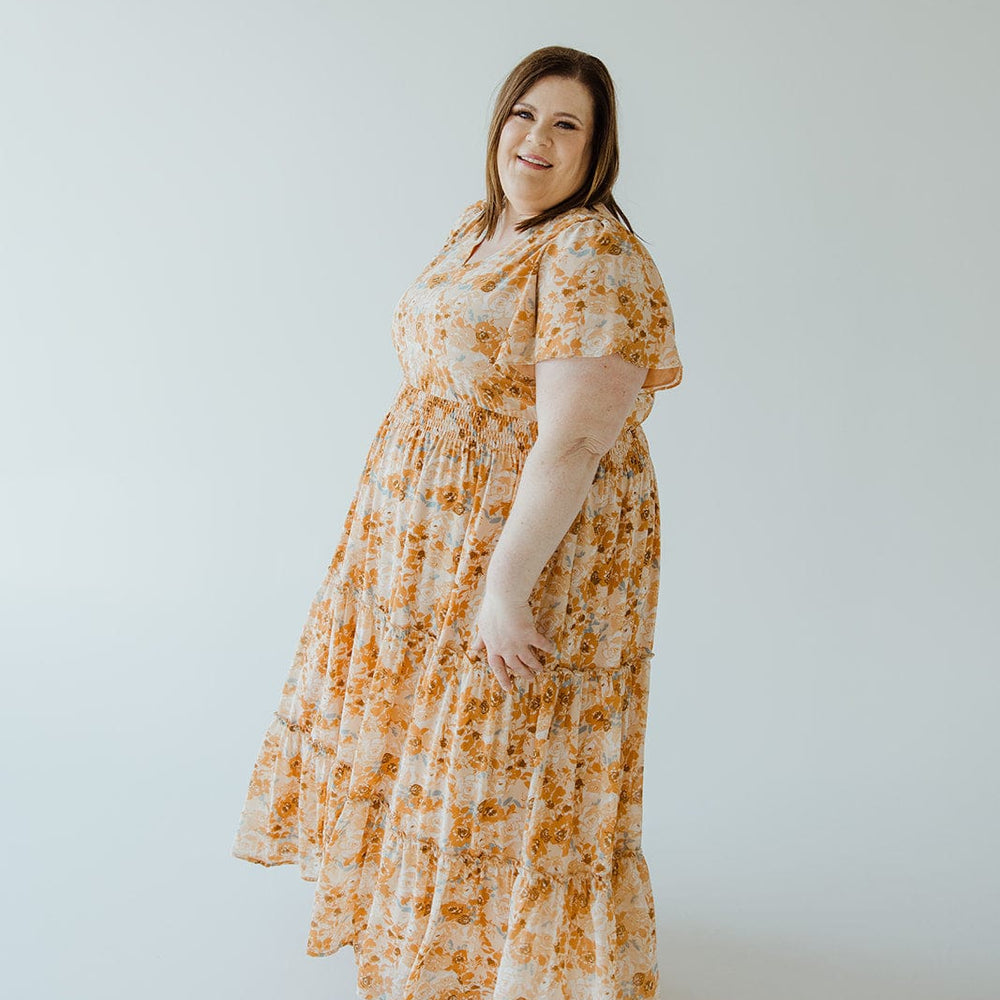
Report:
468,587,558,693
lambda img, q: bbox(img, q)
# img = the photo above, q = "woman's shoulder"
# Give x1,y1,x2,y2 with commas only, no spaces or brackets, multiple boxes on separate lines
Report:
545,203,645,254
538,205,662,286
435,198,487,250
444,198,656,272
452,197,487,234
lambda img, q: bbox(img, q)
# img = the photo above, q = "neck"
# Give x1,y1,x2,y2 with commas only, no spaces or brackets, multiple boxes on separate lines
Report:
502,202,540,229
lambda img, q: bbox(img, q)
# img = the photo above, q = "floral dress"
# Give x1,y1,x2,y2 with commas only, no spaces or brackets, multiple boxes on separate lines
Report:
231,197,683,1000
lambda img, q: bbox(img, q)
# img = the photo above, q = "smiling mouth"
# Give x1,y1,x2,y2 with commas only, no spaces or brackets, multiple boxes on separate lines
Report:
518,155,552,168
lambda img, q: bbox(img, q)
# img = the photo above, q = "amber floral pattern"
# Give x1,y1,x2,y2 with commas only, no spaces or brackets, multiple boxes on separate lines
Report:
232,198,683,1000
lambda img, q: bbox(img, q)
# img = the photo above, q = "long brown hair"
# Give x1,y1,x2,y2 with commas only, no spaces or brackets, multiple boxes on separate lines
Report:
473,46,637,241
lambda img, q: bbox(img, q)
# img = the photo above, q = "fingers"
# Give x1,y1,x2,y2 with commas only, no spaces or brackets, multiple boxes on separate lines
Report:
485,650,512,693
467,629,558,694
518,649,545,673
481,651,537,694
510,634,556,675
507,655,537,682
492,653,542,693
535,632,558,656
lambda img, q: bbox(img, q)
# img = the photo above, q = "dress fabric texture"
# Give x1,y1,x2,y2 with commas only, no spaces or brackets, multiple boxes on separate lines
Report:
231,197,683,1000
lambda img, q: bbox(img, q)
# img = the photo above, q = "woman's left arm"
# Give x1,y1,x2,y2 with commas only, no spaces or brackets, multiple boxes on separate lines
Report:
469,353,648,690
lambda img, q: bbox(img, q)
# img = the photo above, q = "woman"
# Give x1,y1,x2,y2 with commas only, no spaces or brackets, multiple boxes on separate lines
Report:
232,44,682,1000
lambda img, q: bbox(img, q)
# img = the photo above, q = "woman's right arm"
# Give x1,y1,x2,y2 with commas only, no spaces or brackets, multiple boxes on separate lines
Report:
469,352,647,691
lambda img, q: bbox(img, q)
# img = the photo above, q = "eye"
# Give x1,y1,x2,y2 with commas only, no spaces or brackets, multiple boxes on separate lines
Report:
512,109,577,129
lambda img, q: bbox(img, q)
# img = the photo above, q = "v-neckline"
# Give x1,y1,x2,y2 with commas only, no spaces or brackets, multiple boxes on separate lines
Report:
460,229,525,269
458,208,552,269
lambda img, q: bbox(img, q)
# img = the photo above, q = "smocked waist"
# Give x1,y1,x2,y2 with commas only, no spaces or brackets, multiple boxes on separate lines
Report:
387,382,649,469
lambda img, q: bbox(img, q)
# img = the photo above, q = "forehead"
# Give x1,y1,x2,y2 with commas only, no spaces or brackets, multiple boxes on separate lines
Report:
515,76,593,123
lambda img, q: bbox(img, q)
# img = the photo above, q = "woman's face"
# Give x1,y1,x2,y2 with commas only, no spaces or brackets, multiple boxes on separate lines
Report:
497,75,594,218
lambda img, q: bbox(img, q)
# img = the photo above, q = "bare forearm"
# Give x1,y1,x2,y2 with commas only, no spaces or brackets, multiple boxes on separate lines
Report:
485,436,603,603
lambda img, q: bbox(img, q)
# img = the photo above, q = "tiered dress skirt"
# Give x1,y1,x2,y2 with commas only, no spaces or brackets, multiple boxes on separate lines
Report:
232,380,664,1000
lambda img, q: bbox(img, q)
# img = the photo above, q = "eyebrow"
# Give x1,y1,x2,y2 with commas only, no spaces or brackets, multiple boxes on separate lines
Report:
513,101,584,125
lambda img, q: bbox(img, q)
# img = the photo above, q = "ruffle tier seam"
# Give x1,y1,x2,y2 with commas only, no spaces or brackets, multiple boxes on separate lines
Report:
328,793,647,886
333,576,655,668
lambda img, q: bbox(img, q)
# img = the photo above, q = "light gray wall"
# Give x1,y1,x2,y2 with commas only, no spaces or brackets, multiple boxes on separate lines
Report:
1,2,997,998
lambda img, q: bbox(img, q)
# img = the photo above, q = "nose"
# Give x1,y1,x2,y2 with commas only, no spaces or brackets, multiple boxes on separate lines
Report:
525,122,553,148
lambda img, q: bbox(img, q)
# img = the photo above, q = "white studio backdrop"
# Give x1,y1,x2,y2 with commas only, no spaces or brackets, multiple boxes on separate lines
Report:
1,2,997,998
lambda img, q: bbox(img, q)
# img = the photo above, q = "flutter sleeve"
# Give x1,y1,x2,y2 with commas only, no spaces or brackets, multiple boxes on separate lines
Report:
443,198,485,247
421,199,485,273
494,214,682,392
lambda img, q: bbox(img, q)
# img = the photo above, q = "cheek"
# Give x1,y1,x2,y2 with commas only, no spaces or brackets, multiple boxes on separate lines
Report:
567,139,590,175
499,128,519,156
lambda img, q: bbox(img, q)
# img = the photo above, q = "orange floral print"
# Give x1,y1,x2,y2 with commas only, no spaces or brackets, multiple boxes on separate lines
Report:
231,197,682,1000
